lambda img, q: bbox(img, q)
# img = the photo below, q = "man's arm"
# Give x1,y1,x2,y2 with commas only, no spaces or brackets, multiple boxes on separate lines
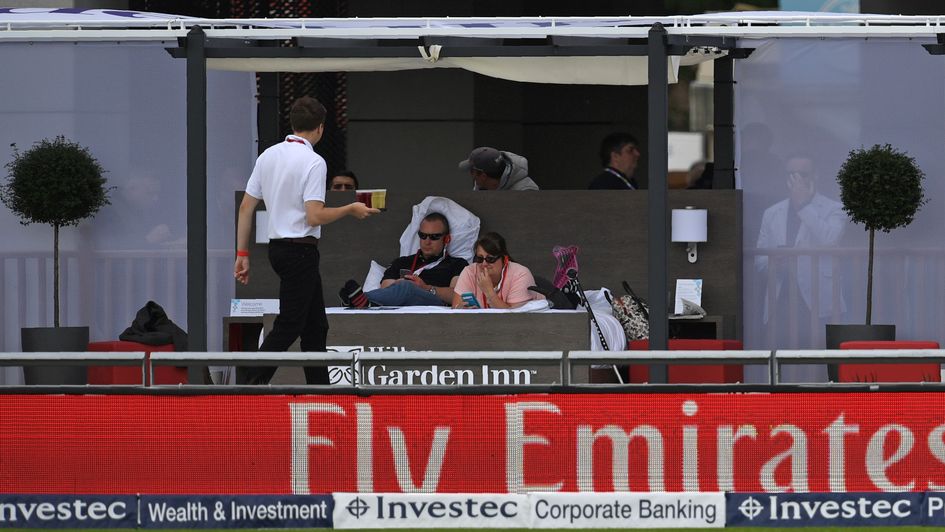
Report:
305,200,378,227
234,193,260,285
437,275,461,304
379,259,402,289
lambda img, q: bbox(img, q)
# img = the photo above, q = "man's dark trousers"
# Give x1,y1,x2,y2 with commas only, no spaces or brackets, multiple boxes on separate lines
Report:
237,240,329,385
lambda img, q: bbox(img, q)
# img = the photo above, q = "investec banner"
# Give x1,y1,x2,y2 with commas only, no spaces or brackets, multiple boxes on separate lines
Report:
0,495,136,528
726,492,945,528
3,394,945,494
727,492,926,527
529,492,723,528
333,492,722,529
333,493,527,528
140,495,331,529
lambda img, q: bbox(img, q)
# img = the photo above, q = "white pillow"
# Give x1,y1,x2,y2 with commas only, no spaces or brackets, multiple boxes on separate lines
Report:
363,260,386,292
398,196,480,262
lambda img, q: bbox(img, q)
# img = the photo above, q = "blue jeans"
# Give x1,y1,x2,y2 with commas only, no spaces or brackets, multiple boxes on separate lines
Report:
366,281,445,306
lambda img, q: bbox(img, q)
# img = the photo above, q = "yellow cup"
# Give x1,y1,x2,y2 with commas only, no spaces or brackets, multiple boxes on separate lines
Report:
371,189,387,210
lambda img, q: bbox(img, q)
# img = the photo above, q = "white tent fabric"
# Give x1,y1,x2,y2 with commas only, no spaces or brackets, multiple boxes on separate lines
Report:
0,8,190,24
207,55,682,85
0,42,255,384
737,37,945,381
207,57,439,74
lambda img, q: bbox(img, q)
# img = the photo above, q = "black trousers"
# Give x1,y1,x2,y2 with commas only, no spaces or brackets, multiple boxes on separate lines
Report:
237,241,329,385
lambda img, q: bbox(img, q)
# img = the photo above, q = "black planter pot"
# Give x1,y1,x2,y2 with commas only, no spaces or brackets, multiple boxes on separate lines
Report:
21,326,89,385
825,324,896,381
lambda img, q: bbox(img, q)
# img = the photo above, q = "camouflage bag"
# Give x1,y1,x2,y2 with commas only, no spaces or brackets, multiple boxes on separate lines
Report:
609,281,649,340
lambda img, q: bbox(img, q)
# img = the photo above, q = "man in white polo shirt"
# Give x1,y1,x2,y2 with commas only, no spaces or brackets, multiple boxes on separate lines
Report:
234,96,379,385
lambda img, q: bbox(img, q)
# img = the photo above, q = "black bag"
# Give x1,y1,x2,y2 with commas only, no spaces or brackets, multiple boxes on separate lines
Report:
608,281,649,340
529,276,577,310
119,300,188,351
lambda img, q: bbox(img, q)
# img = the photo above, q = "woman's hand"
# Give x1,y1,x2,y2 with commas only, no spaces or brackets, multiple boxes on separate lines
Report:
476,266,495,294
451,292,468,309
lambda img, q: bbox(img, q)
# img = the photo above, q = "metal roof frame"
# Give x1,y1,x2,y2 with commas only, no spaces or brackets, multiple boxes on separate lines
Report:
5,12,945,40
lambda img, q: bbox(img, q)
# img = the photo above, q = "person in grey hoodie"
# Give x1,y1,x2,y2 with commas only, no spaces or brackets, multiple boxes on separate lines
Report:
458,146,539,190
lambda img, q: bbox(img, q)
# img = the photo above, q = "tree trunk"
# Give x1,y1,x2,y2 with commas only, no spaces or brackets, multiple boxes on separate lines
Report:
866,227,874,325
54,223,60,328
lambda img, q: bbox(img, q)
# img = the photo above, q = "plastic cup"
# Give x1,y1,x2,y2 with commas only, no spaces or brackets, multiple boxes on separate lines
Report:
371,189,387,210
355,191,372,207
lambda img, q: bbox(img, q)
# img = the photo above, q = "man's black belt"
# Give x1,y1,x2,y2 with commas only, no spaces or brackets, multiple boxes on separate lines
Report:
270,236,319,246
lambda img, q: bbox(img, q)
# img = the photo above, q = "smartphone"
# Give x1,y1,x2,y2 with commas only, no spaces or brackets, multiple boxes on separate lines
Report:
399,268,412,279
461,292,480,308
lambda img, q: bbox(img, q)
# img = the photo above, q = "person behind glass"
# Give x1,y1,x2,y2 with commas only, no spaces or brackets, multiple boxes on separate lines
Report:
755,154,846,373
459,147,539,191
452,232,545,309
234,96,380,385
328,170,358,191
589,132,640,190
341,212,468,307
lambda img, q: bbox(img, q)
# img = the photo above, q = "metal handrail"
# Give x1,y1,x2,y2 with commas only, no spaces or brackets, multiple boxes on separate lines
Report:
567,349,773,386
775,349,945,385
0,351,146,386
148,351,352,386
4,348,945,390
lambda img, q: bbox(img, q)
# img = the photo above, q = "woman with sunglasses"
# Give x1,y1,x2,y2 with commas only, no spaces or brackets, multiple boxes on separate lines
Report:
452,232,545,309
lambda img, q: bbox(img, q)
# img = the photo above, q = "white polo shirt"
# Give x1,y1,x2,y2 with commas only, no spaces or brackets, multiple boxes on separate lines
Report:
245,134,327,239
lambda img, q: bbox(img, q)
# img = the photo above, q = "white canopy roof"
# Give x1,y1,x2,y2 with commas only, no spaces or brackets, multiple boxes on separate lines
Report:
2,9,945,38
1,9,943,85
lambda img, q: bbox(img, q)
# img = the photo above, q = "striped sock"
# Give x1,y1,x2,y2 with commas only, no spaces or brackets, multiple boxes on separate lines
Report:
340,279,370,308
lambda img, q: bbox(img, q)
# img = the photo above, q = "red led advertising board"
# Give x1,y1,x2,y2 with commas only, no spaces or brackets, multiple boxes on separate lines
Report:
1,393,944,494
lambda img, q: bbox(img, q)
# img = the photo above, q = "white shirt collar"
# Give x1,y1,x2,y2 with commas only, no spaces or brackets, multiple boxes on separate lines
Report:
285,134,312,149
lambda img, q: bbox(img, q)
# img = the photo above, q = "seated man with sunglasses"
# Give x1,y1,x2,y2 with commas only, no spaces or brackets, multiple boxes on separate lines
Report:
340,212,468,308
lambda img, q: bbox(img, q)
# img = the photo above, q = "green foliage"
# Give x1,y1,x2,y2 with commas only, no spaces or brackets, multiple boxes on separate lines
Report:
836,144,926,233
1,136,111,228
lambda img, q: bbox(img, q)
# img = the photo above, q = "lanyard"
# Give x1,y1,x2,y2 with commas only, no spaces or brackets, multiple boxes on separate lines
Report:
409,251,447,276
604,167,634,189
285,135,309,147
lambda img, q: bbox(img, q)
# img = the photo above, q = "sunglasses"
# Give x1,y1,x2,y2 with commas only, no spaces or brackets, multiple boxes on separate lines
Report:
473,254,502,264
418,231,445,241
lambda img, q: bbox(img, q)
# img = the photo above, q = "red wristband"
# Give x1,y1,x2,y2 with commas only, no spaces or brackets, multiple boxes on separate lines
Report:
236,250,250,257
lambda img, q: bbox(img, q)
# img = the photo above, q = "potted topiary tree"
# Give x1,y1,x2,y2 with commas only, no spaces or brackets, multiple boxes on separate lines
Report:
1,136,111,384
826,144,926,353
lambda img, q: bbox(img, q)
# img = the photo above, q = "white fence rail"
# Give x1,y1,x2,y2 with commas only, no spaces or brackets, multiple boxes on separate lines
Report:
2,349,944,388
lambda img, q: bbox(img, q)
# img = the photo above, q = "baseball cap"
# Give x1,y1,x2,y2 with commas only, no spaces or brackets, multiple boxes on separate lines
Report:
458,147,505,177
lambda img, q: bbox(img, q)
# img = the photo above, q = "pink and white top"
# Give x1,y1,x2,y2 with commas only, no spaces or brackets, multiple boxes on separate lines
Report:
453,261,544,308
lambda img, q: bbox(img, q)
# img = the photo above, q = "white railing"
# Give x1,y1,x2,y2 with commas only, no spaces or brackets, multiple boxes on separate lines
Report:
2,349,941,388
